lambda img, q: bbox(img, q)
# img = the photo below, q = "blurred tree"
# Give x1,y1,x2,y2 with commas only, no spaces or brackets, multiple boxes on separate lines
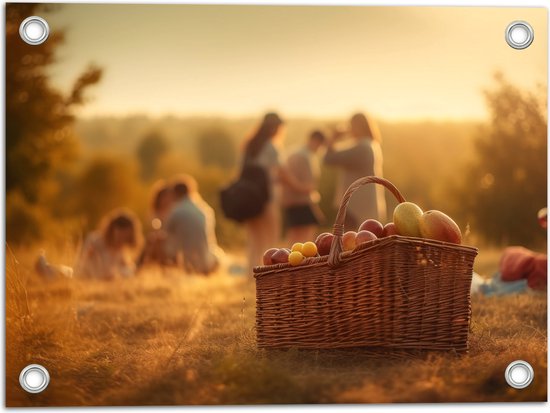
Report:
458,73,547,246
197,127,237,169
6,3,102,206
6,191,48,245
76,156,141,231
136,131,170,181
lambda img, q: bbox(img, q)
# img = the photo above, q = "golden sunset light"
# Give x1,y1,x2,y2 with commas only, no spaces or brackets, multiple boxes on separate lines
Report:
45,5,547,120
6,3,547,407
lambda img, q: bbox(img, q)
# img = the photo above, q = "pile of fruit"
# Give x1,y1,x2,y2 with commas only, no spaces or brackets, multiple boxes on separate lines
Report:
262,202,462,267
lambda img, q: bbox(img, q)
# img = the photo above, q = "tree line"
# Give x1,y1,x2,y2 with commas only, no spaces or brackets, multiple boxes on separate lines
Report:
6,4,547,248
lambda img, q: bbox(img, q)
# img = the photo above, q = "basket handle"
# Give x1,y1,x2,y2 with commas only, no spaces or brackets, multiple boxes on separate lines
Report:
327,176,406,269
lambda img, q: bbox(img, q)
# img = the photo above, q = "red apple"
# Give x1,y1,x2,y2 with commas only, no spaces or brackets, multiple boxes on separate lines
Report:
315,232,331,244
418,210,462,244
356,230,377,246
538,207,547,229
342,231,357,251
315,232,334,256
382,222,399,237
271,248,291,264
262,247,279,266
358,219,384,237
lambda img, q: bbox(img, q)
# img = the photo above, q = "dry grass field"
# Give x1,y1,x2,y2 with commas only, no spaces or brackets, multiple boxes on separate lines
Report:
5,247,547,406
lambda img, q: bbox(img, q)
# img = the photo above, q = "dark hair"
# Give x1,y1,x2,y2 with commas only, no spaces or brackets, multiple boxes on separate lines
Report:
309,130,326,143
173,182,189,199
351,113,380,142
171,174,198,200
100,208,143,250
244,112,283,160
151,180,171,214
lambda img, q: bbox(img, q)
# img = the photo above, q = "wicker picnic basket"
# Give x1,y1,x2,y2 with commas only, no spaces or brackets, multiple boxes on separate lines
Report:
254,176,478,353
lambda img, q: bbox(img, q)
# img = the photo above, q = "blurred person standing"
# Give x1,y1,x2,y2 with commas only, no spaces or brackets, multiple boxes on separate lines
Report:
324,113,386,231
281,130,326,245
76,209,143,279
241,112,313,272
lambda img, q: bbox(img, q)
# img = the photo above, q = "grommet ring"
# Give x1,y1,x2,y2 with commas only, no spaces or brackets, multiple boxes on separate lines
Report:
505,360,534,389
505,21,534,50
19,364,50,394
19,16,50,45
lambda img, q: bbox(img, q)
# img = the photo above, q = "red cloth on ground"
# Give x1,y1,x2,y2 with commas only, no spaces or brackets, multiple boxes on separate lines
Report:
499,246,547,291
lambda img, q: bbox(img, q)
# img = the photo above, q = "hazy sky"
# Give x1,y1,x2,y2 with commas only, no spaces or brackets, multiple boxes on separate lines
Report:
44,5,547,120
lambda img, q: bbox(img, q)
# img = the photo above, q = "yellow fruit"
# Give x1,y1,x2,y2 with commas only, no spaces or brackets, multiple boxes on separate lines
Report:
288,251,305,266
393,202,423,237
291,242,304,252
301,241,318,257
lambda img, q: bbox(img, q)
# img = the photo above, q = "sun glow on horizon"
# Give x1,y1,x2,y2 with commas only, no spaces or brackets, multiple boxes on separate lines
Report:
44,5,547,121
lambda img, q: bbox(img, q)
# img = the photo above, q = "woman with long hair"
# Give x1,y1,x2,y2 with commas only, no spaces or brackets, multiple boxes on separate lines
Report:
324,112,386,231
243,112,312,272
77,208,144,279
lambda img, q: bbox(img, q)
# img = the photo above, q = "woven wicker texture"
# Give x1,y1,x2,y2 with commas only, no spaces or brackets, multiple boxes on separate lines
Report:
254,176,478,351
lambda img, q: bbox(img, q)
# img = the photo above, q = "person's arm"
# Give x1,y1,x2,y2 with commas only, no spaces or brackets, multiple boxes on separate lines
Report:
115,252,136,278
265,144,311,194
324,143,368,169
188,217,214,275
280,153,311,193
323,128,348,165
162,211,180,264
76,234,101,277
197,200,219,247
277,164,312,194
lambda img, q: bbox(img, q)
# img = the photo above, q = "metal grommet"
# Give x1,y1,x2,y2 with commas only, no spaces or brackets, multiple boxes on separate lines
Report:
19,16,50,45
19,364,50,394
505,360,534,389
505,21,534,50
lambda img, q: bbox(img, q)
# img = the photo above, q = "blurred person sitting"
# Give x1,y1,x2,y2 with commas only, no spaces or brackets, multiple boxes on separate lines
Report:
76,208,144,280
472,207,547,296
164,175,221,275
137,180,176,267
150,179,175,229
282,130,326,245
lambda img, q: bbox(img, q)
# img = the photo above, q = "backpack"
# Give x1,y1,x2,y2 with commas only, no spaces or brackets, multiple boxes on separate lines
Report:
220,163,270,222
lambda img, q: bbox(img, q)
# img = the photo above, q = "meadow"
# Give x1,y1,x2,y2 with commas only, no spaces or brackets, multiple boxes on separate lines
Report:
6,4,547,406
5,247,547,406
